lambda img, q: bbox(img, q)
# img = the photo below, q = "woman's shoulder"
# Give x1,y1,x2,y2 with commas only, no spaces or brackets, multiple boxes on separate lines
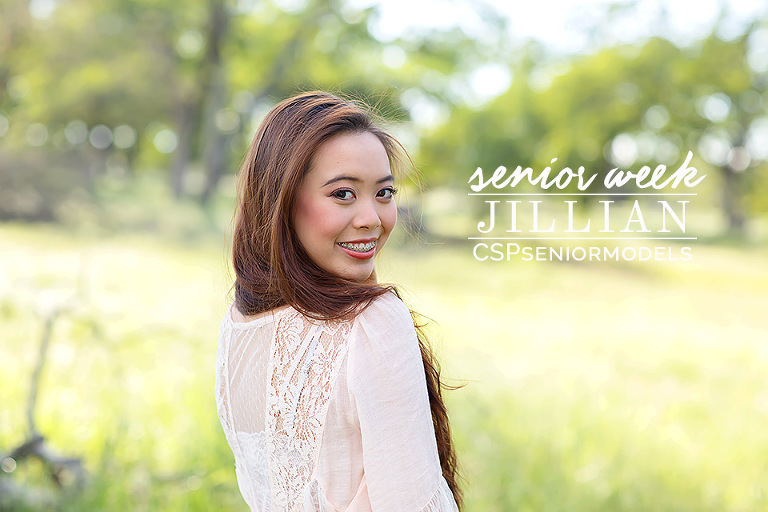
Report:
349,289,416,347
356,289,412,324
346,290,422,387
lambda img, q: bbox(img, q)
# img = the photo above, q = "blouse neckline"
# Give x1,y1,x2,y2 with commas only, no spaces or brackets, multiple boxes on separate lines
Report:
226,302,295,329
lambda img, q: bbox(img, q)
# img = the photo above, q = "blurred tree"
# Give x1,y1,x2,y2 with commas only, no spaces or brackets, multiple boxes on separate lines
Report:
675,20,768,235
0,0,505,213
419,13,768,236
0,0,32,102
5,0,763,234
0,0,202,218
196,0,508,204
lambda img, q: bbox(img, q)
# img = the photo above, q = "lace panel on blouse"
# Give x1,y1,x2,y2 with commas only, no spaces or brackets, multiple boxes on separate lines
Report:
267,310,353,510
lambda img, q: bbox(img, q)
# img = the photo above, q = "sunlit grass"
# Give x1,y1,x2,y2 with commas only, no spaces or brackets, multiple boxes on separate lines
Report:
379,241,768,511
2,223,767,511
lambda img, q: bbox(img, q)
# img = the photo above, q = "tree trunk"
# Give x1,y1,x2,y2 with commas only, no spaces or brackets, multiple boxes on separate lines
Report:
721,164,746,236
200,68,229,204
199,0,332,204
171,101,196,198
198,0,229,205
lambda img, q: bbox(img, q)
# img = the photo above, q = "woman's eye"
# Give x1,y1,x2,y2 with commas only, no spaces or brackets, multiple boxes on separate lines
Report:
332,189,354,200
377,187,397,199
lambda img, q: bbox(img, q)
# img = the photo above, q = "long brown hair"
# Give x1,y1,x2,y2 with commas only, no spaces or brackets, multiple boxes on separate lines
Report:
232,90,462,507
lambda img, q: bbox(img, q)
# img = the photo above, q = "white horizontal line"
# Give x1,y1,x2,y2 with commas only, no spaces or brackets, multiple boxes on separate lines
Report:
468,237,697,240
467,193,698,196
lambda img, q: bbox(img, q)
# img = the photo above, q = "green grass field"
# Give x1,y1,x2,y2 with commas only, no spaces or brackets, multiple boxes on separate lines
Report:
2,223,767,511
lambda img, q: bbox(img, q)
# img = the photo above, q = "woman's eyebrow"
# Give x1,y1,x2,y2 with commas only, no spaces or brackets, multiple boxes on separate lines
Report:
322,174,394,187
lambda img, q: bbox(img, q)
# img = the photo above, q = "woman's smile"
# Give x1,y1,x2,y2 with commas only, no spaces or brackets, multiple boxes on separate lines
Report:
338,238,377,259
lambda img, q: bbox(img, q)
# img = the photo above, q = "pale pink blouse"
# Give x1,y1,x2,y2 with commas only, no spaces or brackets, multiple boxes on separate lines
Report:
215,291,458,511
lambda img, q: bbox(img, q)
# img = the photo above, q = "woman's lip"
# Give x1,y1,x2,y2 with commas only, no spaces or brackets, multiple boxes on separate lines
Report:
340,237,377,243
337,239,377,260
338,244,376,260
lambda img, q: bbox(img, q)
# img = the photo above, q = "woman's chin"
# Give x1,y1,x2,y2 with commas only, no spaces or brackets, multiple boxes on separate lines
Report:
337,264,375,283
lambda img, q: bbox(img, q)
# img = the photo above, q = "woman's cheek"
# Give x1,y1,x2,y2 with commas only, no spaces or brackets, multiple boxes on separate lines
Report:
318,204,349,236
384,204,397,232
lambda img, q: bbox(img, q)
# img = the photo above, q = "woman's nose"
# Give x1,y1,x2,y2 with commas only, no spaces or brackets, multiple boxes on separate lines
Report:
353,199,382,230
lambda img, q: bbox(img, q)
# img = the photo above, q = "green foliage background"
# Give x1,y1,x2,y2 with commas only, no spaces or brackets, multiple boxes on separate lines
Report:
1,0,767,510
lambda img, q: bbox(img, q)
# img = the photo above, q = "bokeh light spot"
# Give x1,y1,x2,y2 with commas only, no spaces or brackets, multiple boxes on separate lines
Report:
610,133,638,168
382,45,406,69
65,120,88,145
89,124,113,150
643,105,670,131
113,125,137,149
26,123,48,146
1,457,16,473
177,29,204,59
215,108,240,133
153,129,178,154
697,93,731,123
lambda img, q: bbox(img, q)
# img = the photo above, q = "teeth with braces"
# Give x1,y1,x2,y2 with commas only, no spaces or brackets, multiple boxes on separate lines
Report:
339,241,376,252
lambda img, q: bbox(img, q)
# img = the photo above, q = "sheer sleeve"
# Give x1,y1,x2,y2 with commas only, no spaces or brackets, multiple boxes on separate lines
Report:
346,292,459,512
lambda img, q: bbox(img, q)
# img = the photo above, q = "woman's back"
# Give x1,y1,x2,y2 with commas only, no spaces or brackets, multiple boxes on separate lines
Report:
215,291,458,512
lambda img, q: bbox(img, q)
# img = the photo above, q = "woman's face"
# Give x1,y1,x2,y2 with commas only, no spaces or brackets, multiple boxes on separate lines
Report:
293,131,398,282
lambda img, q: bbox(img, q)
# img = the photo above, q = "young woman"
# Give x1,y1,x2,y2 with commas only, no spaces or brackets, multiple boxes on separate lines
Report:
215,91,462,511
